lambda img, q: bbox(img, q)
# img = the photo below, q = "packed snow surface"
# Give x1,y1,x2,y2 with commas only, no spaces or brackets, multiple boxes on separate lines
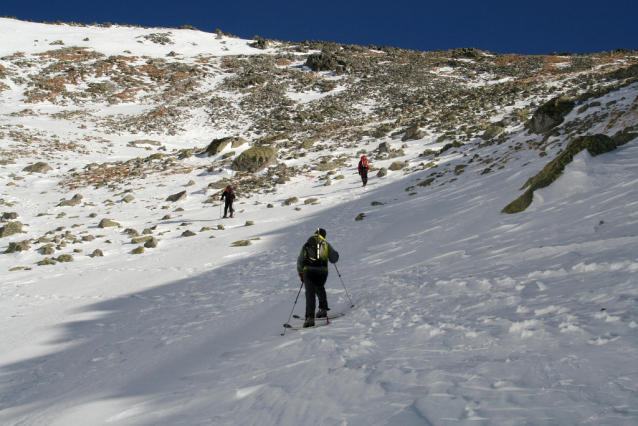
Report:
1,19,637,425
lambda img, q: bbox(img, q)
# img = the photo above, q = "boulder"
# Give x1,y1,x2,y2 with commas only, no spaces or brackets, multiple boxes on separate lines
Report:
388,161,408,171
4,240,30,253
0,221,23,237
232,146,278,173
37,257,57,266
98,218,120,228
166,191,187,202
91,249,104,257
378,142,391,153
23,162,53,173
58,194,84,207
2,212,19,220
144,237,159,248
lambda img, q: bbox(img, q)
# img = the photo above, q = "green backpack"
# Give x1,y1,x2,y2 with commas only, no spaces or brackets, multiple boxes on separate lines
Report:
303,233,328,267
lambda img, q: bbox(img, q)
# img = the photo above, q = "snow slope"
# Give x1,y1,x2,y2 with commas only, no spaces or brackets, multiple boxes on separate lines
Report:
1,19,637,425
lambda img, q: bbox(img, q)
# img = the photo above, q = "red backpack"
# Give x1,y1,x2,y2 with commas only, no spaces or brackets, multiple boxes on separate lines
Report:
360,156,368,170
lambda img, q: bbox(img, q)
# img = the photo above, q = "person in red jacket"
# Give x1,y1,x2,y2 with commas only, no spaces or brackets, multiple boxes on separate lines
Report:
358,155,370,187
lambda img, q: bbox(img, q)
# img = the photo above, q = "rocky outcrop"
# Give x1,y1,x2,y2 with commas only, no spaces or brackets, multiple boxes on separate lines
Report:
529,95,575,134
502,134,618,214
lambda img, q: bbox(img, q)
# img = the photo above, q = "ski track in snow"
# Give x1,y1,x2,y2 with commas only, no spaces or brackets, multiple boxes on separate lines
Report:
0,19,638,426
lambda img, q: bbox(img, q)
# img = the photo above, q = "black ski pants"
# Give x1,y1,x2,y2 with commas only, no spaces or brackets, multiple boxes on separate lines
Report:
360,170,368,185
224,200,234,216
303,270,329,318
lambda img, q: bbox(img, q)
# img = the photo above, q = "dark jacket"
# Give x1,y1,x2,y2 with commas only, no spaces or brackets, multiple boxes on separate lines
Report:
297,233,339,274
221,189,235,203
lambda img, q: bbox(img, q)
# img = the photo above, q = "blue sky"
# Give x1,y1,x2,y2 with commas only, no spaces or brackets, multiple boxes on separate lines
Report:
3,0,637,55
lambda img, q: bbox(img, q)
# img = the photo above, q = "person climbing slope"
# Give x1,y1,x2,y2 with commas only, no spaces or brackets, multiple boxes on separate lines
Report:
296,228,340,328
358,155,370,187
220,185,235,218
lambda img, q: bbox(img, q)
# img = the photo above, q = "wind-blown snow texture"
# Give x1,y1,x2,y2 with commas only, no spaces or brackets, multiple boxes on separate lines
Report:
1,19,637,425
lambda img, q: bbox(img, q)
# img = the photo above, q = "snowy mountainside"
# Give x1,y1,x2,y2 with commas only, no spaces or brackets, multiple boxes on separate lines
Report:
0,18,638,425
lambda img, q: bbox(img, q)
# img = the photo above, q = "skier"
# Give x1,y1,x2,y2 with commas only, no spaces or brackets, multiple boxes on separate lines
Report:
220,185,235,218
358,155,369,187
297,228,339,328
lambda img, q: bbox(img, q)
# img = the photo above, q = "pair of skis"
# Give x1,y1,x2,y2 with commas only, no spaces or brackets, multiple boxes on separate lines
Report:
283,313,345,331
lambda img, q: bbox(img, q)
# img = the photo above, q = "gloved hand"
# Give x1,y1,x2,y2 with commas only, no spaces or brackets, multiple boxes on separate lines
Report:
299,274,304,282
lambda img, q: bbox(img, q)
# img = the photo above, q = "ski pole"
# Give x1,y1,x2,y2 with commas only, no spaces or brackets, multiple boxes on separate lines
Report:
334,264,355,308
281,279,304,336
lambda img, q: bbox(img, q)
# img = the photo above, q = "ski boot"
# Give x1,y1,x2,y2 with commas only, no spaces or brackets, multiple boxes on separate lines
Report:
303,315,315,328
316,308,327,318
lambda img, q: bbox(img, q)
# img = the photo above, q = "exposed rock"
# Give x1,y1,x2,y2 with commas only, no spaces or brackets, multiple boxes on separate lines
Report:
231,240,252,247
127,139,162,147
82,234,96,242
186,180,196,187
39,245,55,255
529,95,575,134
91,249,104,257
56,254,74,262
4,240,30,253
0,221,23,237
481,126,503,141
378,142,391,153
2,212,19,220
132,236,154,244
232,146,278,173
203,136,247,156
132,246,145,254
285,197,299,205
144,237,159,248
388,161,408,171
305,52,348,72
166,191,187,202
98,218,119,228
245,221,255,226
402,126,426,141
182,230,196,237
502,134,617,214
122,194,135,203
23,162,53,173
355,213,365,221
377,167,388,177
37,257,57,266
58,194,84,207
